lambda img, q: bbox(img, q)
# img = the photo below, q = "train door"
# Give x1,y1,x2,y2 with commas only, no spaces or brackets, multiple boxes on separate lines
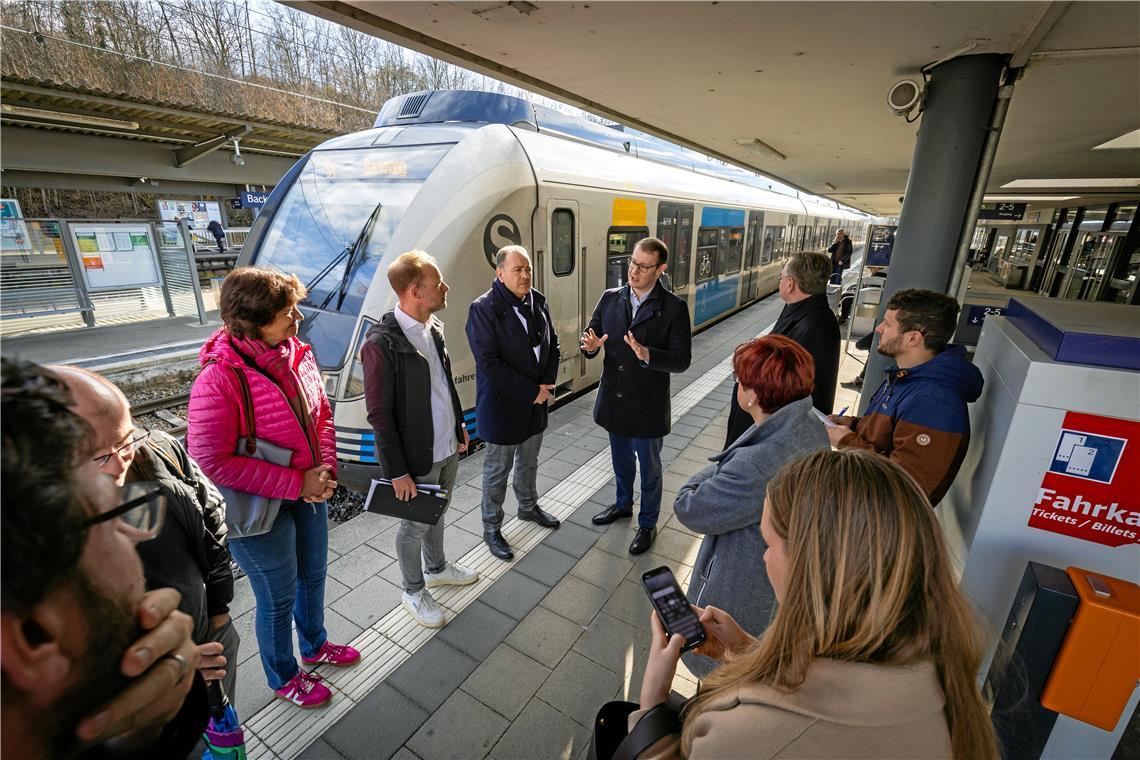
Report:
656,202,693,299
541,200,581,390
742,210,765,302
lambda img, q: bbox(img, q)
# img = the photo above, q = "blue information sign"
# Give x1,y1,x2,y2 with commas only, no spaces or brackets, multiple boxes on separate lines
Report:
241,191,269,209
866,225,896,266
965,304,1006,326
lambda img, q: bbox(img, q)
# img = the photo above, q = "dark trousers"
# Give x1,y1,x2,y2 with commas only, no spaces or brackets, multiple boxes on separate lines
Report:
609,433,663,529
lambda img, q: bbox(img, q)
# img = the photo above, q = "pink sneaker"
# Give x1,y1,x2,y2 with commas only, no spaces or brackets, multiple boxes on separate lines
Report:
301,641,361,667
274,670,331,709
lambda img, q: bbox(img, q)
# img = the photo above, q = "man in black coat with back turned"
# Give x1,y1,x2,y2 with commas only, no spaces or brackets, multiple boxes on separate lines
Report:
581,237,692,555
724,251,840,448
466,245,561,561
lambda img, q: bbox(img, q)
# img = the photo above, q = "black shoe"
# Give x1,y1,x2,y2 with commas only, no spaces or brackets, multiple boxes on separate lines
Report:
484,529,514,561
518,505,560,529
629,527,657,555
840,377,863,390
592,504,634,526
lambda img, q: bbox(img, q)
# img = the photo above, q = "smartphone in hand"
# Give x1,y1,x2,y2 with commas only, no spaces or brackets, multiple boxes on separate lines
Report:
641,565,707,653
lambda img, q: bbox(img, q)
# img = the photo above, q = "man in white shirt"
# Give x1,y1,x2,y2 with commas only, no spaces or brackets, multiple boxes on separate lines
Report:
362,251,478,628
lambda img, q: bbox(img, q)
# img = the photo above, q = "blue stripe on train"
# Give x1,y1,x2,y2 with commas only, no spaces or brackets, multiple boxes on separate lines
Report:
700,207,746,227
334,408,479,463
695,274,740,325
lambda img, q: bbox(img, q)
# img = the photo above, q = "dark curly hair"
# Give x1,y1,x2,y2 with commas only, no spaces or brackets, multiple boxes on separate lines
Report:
219,267,308,340
886,288,961,353
1,358,94,614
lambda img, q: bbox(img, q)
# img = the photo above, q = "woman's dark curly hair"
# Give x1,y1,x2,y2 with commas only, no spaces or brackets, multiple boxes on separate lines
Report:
220,267,308,339
1,358,94,614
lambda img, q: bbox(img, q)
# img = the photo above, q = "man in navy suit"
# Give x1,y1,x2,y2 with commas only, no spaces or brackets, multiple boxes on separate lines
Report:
466,245,561,561
580,237,692,554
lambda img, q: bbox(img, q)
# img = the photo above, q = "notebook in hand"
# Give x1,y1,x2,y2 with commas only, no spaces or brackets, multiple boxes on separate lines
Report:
364,478,449,526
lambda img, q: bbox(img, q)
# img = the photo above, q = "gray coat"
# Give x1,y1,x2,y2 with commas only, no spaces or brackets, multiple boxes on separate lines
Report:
676,396,829,677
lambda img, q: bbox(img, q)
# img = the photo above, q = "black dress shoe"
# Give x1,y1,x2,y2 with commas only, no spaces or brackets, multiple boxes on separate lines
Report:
484,530,514,561
518,505,561,529
592,504,634,525
629,527,657,555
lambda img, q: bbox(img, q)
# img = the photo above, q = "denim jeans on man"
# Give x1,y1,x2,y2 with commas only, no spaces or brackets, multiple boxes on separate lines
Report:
227,499,328,690
609,433,663,528
397,452,459,593
481,432,543,530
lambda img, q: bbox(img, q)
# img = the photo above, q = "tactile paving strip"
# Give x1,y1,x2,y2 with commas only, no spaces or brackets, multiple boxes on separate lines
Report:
243,319,772,758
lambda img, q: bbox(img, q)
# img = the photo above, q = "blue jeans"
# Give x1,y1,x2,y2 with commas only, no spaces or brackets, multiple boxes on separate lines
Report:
227,499,329,690
609,433,663,529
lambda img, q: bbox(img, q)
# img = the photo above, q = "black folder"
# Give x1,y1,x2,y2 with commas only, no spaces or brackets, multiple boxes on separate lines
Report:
363,479,449,526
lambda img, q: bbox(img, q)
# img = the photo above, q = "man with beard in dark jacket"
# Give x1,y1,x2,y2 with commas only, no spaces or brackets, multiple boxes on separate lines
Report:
724,251,840,448
827,288,983,505
581,237,692,555
466,245,561,561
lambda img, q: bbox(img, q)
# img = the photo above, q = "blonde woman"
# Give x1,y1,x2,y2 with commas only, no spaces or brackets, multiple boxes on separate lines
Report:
635,449,998,759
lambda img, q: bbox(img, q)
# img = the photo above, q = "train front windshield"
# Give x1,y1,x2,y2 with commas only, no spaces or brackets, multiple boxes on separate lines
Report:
252,143,451,367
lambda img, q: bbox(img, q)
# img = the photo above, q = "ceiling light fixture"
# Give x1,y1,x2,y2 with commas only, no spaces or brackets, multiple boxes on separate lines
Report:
230,137,245,167
1092,129,1140,151
734,138,786,161
984,195,1079,202
1002,178,1140,189
823,182,837,191
0,103,139,130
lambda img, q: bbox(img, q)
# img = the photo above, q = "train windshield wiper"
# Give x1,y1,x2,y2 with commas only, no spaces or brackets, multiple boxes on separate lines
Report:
303,201,383,311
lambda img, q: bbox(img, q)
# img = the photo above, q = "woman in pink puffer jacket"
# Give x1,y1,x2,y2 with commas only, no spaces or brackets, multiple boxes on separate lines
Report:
188,267,361,709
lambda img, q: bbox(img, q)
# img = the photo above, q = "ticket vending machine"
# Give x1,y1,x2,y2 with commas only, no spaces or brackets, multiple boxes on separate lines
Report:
940,298,1140,758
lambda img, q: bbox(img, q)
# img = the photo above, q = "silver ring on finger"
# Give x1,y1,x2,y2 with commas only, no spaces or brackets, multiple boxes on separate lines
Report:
162,652,191,682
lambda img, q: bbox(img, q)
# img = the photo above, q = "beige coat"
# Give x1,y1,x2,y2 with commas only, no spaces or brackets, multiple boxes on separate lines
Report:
630,658,953,759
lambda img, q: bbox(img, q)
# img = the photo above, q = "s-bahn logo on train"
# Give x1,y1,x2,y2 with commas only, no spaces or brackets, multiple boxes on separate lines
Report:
483,214,522,268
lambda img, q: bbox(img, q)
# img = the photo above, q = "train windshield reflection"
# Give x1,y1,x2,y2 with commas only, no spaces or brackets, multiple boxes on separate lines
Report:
253,144,452,315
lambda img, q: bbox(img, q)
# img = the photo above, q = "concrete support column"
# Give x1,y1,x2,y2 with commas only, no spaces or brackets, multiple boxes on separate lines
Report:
859,53,1007,413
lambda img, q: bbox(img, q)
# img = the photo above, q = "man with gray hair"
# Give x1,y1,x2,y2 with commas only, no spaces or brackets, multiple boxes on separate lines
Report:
466,245,561,561
724,251,840,447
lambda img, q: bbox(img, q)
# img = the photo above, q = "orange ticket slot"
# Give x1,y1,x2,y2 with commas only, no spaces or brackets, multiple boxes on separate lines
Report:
1039,568,1140,731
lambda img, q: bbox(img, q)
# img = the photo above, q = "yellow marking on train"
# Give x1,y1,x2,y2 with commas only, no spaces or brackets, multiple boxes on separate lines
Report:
612,198,647,227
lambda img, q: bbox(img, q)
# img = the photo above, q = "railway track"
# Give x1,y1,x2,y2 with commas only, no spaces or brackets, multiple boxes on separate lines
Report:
130,391,190,435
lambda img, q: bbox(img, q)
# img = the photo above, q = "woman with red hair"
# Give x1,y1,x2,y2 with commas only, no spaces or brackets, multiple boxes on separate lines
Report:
674,334,829,678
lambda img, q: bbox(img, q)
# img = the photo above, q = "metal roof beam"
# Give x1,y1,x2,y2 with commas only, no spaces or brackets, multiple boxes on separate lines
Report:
174,125,251,168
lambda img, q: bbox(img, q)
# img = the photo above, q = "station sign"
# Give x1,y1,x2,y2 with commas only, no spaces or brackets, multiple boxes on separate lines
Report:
241,191,269,209
978,203,1027,220
866,224,896,266
229,198,243,210
1029,411,1140,548
965,304,1006,325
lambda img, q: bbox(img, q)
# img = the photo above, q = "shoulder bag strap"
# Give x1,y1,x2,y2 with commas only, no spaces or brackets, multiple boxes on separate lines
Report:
613,703,682,760
228,366,257,455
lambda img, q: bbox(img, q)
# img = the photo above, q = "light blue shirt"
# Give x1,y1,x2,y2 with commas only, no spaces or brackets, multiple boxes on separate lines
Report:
394,305,457,464
629,287,649,320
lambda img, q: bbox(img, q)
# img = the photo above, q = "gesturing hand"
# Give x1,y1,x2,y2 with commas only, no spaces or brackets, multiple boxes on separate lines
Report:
580,328,608,353
624,331,649,363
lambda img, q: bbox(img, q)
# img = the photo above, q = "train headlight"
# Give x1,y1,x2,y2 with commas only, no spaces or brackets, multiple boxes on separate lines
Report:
321,372,340,399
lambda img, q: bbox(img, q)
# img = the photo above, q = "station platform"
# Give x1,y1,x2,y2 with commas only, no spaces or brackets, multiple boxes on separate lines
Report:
220,296,790,760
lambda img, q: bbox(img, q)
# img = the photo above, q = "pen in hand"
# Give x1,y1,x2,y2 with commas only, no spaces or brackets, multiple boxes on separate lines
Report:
837,406,849,416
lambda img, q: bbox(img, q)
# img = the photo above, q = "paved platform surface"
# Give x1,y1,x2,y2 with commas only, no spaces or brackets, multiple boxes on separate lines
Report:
223,295,787,760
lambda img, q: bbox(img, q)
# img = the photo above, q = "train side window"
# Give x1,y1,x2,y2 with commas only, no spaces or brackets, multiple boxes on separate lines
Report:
719,227,744,275
762,226,777,265
672,209,693,291
552,209,575,276
772,226,786,259
606,226,650,288
343,318,377,400
695,227,719,283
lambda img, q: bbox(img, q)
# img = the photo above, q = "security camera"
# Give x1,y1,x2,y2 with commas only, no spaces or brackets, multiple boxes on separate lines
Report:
230,137,246,167
887,80,922,117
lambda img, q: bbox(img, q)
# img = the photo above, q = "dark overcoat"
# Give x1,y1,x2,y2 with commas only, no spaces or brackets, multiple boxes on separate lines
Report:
465,284,560,445
582,282,692,439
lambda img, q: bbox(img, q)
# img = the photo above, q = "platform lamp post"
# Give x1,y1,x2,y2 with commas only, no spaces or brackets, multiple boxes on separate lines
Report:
858,53,1010,413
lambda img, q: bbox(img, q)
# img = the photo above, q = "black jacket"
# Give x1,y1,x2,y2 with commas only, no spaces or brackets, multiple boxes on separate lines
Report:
828,237,853,269
128,430,233,644
362,311,464,478
725,294,841,448
466,283,560,445
582,282,692,439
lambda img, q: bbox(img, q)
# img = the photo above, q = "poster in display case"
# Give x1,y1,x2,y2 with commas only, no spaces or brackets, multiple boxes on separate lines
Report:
69,223,162,291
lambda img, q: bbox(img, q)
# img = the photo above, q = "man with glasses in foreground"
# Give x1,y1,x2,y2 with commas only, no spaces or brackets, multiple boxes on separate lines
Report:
826,288,983,505
580,237,692,554
1,358,204,759
51,366,240,722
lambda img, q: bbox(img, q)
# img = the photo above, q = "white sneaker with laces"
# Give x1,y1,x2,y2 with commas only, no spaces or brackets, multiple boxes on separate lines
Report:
402,589,445,628
423,561,479,588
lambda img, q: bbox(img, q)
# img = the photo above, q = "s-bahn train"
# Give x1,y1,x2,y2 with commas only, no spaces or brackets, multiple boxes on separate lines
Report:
240,90,870,488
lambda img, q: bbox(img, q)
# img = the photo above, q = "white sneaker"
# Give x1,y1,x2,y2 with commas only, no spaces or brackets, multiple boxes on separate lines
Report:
402,589,445,628
423,561,479,588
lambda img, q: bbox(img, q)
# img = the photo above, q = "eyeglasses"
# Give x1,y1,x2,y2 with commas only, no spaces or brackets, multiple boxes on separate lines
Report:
92,429,150,467
79,482,166,543
627,257,661,274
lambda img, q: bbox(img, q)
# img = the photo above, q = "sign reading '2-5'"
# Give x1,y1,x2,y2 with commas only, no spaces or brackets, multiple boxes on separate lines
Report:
1030,411,1140,547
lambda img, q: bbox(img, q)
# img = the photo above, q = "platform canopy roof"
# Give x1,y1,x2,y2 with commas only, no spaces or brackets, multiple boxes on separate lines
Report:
293,1,1140,216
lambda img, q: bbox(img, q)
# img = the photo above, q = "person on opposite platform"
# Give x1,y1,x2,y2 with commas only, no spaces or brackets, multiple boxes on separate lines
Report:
466,245,562,561
362,250,478,629
827,288,983,505
724,251,841,448
580,237,692,555
827,227,853,281
676,335,828,679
